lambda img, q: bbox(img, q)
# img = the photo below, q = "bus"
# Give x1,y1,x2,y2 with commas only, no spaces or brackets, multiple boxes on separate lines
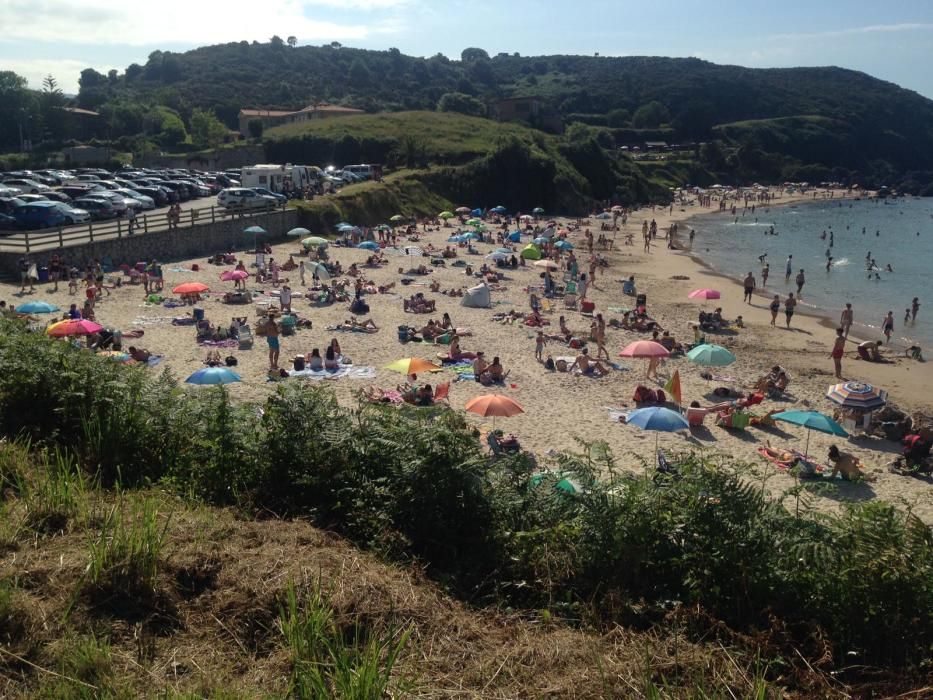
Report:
240,164,322,193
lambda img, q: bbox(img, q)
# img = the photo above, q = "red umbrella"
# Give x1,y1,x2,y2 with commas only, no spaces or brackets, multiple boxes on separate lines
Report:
46,319,104,337
688,288,721,300
173,282,209,295
465,394,524,418
220,270,249,282
619,341,670,358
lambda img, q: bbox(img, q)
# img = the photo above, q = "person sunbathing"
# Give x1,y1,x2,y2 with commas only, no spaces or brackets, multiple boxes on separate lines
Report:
659,331,684,353
569,348,609,376
479,356,506,385
345,317,378,331
205,349,222,366
420,320,442,340
472,352,488,380
128,346,151,362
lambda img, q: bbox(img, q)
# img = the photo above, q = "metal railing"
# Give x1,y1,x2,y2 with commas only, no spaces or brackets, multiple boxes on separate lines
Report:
0,203,289,254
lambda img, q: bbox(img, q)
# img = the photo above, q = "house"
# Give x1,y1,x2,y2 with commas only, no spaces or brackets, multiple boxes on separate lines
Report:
644,141,669,151
237,103,365,136
59,106,105,140
490,96,563,133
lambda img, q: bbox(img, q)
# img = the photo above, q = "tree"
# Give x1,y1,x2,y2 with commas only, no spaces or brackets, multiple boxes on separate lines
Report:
606,108,631,128
125,63,143,81
189,108,227,148
79,68,106,90
348,59,371,87
247,119,264,139
287,36,297,48
461,47,489,63
631,101,670,129
108,69,119,85
437,92,486,117
39,74,66,142
270,35,285,47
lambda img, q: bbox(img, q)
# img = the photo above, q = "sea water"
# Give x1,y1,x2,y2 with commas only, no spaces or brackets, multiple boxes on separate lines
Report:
686,196,933,346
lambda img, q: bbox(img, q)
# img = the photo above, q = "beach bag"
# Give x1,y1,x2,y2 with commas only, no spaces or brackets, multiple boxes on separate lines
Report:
633,385,653,403
555,359,568,372
544,357,555,370
225,356,238,367
569,338,583,349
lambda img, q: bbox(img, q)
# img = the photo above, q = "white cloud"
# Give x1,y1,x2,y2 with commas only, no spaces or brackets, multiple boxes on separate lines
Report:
1,57,116,94
0,0,405,47
768,22,933,42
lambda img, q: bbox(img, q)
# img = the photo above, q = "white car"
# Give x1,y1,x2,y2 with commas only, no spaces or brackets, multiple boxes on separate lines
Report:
217,187,277,211
51,202,91,224
2,178,48,194
113,188,155,210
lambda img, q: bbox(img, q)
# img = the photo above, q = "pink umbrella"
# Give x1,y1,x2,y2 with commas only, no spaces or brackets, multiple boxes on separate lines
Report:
619,340,670,358
688,288,721,300
220,270,249,282
46,319,104,337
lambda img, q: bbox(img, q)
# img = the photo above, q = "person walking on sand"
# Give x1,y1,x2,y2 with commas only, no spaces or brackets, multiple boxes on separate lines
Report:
830,327,846,379
266,316,281,370
299,260,306,287
784,293,797,328
882,311,894,343
769,295,780,326
761,262,769,286
840,303,853,337
743,271,755,304
535,330,547,362
795,269,806,296
785,255,793,282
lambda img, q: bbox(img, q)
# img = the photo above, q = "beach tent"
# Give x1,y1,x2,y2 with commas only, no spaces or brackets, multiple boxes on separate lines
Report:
520,244,542,260
507,231,522,242
461,282,491,308
539,226,556,239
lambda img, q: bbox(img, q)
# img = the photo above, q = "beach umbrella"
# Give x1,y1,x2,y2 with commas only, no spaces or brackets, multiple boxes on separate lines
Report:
286,227,311,237
472,223,487,232
403,245,424,257
465,394,524,420
219,270,249,282
16,301,58,314
595,212,611,220
439,210,455,219
172,282,209,295
455,206,471,214
389,214,405,223
185,367,242,385
519,214,534,222
493,247,513,254
447,234,467,243
554,240,573,250
357,241,380,251
471,208,483,216
532,207,545,214
507,231,521,242
466,217,482,226
772,410,848,457
336,223,357,233
688,288,721,300
825,381,887,410
530,471,581,495
611,205,624,212
462,231,481,241
485,252,510,262
521,245,542,260
301,236,329,249
385,357,440,375
336,221,352,228
306,261,331,280
46,319,103,337
533,259,558,269
490,206,507,214
539,226,556,238
626,406,690,454
244,224,267,250
619,340,670,359
686,343,736,367
533,236,549,246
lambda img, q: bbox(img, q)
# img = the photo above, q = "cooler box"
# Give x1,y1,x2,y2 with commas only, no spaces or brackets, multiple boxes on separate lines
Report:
580,300,595,313
193,308,205,321
38,267,49,283
293,356,305,371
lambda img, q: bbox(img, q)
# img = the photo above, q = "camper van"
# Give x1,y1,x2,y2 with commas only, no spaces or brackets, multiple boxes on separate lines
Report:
239,164,322,193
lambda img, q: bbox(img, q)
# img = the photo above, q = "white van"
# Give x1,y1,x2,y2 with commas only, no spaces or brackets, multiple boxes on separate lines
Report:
342,164,374,180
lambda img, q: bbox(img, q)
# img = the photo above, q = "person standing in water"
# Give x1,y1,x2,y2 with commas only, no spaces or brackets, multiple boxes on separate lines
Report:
911,297,920,322
795,269,806,296
761,263,769,286
830,327,846,379
882,311,895,343
784,293,797,329
785,255,793,283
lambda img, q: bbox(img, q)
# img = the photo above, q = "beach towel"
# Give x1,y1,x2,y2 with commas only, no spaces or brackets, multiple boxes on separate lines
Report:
146,355,165,368
286,366,377,381
606,407,628,422
198,339,238,348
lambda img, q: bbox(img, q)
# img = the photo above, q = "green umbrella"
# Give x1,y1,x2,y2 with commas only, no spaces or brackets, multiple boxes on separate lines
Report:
466,217,482,226
287,227,311,237
439,211,455,219
302,236,329,249
530,471,582,495
772,410,848,458
389,214,405,223
520,244,542,260
686,343,736,367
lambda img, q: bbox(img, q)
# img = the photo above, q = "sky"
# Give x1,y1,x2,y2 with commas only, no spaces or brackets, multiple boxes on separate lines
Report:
2,0,933,98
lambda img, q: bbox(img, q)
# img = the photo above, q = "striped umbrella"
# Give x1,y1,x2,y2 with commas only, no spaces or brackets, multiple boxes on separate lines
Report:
826,381,887,410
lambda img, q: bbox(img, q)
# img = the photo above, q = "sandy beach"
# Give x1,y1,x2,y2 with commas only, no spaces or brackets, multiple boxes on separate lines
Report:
4,189,932,522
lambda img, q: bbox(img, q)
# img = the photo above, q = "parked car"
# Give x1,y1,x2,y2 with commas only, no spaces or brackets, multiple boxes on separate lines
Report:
133,186,170,206
84,192,129,215
159,181,190,201
251,187,287,204
2,178,49,194
72,197,118,221
43,190,73,203
217,187,278,211
50,202,91,224
59,185,103,199
0,197,25,216
16,193,49,204
113,188,155,210
0,212,16,231
13,201,68,229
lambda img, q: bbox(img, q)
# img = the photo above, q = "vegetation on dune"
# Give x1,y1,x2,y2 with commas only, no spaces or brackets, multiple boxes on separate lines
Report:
0,318,930,696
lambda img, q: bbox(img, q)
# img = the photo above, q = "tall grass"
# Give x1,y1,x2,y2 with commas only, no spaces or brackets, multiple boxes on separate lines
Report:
277,582,413,699
40,635,118,699
20,446,92,534
85,498,170,599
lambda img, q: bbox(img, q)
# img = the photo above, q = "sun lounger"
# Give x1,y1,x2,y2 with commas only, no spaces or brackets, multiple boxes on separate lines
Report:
237,324,253,350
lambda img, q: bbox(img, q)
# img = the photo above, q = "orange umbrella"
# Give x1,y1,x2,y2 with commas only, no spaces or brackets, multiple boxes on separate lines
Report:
385,357,440,375
46,319,103,337
173,282,209,295
465,394,524,418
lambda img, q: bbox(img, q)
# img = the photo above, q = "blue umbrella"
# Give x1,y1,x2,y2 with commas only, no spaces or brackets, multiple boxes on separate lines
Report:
357,241,379,250
337,223,356,232
447,234,467,243
490,206,507,214
462,232,481,241
686,344,736,367
533,236,549,245
626,406,690,455
243,225,266,234
336,221,352,227
471,208,483,216
507,231,521,242
554,240,573,250
287,227,311,237
772,410,848,457
17,301,59,314
186,367,242,385
494,247,512,254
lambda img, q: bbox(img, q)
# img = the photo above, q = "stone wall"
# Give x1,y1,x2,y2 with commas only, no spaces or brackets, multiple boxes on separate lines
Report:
0,209,298,276
136,144,265,171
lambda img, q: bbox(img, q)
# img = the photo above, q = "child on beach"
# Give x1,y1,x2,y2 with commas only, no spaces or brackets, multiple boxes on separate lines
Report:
535,331,547,361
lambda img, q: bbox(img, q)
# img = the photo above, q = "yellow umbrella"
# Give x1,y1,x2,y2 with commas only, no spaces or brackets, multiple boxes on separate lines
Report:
385,357,440,375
